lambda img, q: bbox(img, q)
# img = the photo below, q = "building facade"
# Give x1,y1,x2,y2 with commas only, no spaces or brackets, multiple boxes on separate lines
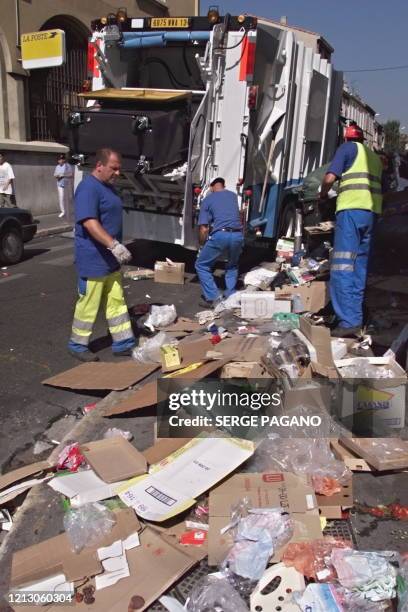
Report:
0,0,198,214
341,87,384,150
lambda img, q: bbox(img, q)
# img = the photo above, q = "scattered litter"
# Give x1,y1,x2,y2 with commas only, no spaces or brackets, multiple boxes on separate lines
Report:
132,331,176,364
186,575,249,612
145,304,177,331
82,401,98,415
57,442,85,472
33,440,53,455
283,538,352,580
103,427,133,441
0,509,12,531
64,502,116,553
145,293,151,298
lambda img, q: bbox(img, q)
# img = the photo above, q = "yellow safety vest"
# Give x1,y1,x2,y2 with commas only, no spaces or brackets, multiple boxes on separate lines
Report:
336,142,383,214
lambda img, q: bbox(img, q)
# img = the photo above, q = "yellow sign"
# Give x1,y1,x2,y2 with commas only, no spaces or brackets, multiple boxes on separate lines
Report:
151,17,189,29
21,29,65,69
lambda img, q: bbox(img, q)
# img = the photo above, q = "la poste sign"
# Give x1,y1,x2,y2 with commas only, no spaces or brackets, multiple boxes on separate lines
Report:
21,29,66,69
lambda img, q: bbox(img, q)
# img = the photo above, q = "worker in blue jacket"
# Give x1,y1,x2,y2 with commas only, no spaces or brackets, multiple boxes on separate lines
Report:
195,177,244,307
320,125,383,337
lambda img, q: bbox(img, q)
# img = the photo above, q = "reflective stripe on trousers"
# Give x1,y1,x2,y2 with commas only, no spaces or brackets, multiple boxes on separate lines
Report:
68,271,135,353
330,209,376,328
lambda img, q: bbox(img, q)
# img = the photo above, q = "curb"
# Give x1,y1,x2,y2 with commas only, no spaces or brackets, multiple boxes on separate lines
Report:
36,224,73,238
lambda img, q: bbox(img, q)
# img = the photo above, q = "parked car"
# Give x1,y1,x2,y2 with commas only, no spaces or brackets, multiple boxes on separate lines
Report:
0,207,38,264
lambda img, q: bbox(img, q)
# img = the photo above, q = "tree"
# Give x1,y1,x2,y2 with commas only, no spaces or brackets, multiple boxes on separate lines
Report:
384,120,401,153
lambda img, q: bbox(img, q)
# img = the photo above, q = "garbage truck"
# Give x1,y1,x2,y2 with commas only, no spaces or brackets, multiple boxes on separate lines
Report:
68,10,343,249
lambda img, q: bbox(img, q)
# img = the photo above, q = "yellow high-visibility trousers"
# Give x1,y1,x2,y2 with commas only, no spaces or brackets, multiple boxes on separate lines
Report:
68,271,135,353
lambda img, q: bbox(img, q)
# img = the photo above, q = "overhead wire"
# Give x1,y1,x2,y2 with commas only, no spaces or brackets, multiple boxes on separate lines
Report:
343,64,408,73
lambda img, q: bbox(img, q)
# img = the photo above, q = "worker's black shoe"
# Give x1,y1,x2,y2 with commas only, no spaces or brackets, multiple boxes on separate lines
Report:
198,296,223,309
331,326,362,339
113,348,134,357
68,349,100,362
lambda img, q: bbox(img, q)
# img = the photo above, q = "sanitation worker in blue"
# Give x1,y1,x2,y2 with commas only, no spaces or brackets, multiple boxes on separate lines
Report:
195,177,244,307
320,125,383,338
68,148,136,361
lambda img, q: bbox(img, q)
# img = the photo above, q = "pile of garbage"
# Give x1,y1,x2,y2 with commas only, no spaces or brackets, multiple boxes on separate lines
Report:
1,253,408,611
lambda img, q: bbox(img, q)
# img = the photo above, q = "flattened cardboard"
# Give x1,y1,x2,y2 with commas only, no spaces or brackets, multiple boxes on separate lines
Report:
42,362,158,391
154,261,185,285
208,472,322,565
104,359,228,416
11,509,140,588
339,437,408,471
208,336,269,362
81,438,147,483
276,282,328,313
142,438,192,466
159,317,201,332
330,439,372,472
118,437,254,522
0,461,53,494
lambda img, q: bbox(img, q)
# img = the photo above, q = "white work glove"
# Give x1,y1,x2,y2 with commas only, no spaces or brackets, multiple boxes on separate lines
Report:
109,239,132,264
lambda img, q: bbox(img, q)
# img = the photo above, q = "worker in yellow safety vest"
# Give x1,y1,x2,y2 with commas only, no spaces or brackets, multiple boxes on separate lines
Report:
320,124,383,337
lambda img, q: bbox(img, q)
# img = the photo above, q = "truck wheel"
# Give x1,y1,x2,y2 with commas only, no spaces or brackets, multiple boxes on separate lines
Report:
279,200,297,237
0,228,24,264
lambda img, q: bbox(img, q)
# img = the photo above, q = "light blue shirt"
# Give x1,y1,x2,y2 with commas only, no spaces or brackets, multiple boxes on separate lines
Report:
54,163,73,188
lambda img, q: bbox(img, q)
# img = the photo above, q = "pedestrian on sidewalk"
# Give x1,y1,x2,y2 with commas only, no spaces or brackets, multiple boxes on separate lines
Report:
0,152,16,208
54,154,74,218
68,148,136,362
195,177,244,308
320,124,383,338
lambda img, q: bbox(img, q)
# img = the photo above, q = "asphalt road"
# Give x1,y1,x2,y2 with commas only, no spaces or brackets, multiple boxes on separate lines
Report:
0,232,236,472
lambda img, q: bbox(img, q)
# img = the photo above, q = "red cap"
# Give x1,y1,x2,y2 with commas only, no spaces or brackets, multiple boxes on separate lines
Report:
345,125,364,141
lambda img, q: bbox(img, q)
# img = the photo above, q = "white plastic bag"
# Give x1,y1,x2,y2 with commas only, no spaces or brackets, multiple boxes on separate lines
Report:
243,267,278,289
144,304,177,331
132,331,176,363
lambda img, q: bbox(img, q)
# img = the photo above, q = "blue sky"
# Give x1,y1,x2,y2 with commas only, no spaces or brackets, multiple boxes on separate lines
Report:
200,0,408,128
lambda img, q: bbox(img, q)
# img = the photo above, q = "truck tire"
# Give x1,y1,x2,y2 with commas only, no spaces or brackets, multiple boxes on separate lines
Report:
0,227,24,264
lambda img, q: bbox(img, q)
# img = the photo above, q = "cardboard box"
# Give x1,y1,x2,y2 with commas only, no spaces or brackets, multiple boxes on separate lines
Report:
207,336,269,363
154,261,185,285
241,292,276,319
330,439,372,472
220,361,272,379
81,438,147,483
275,282,328,314
11,509,141,588
117,436,254,521
335,356,407,430
208,472,322,565
0,461,55,506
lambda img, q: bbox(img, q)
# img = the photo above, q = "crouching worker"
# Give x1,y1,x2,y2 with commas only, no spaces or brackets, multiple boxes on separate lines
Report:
195,177,244,308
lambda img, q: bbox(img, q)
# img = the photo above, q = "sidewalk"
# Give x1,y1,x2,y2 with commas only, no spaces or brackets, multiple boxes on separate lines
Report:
35,212,73,238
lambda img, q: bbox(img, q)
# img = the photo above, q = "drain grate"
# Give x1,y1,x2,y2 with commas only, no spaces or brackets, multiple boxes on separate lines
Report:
323,518,357,545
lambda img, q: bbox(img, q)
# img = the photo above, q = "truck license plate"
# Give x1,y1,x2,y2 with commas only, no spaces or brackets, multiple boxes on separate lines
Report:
150,17,189,28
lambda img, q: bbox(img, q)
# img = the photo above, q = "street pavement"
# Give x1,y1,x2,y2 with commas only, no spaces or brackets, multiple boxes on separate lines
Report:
0,231,224,472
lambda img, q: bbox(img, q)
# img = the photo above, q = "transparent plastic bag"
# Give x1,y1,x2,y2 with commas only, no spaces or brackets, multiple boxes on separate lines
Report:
339,358,395,379
244,438,351,491
145,304,177,331
213,290,246,315
265,331,310,378
63,502,116,553
132,331,176,363
282,538,352,580
331,549,397,601
186,575,249,612
221,499,293,581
